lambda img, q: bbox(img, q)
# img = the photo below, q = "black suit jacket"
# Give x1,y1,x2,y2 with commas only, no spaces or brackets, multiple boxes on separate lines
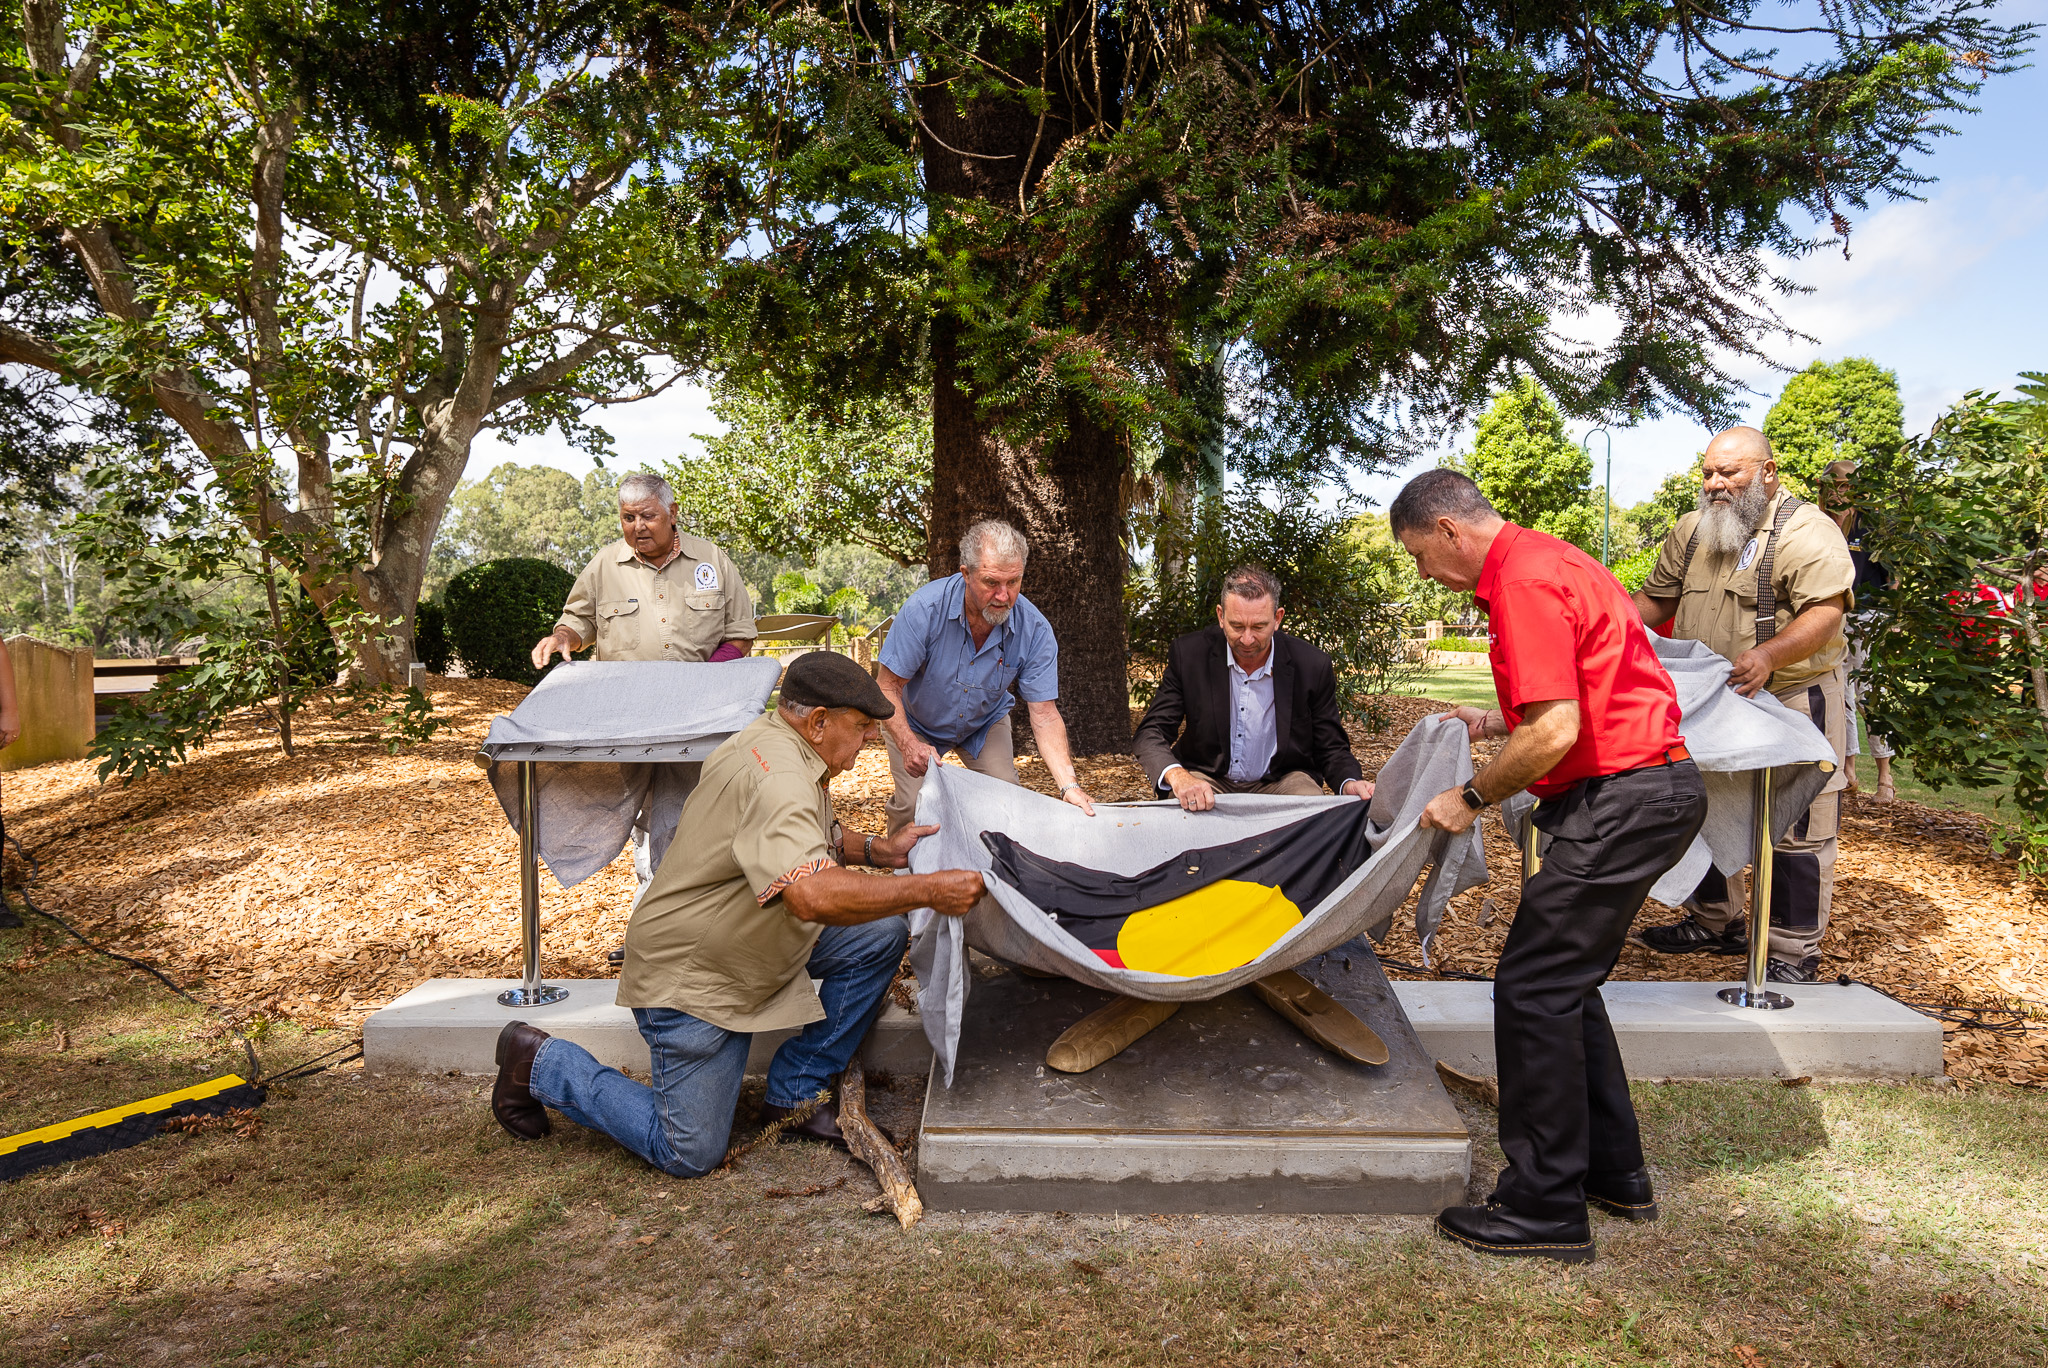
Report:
1132,627,1363,794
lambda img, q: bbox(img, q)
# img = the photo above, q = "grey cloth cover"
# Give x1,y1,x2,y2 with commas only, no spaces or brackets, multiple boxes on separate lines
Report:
906,632,1836,1086
1500,635,1836,906
907,714,1488,1084
481,658,782,887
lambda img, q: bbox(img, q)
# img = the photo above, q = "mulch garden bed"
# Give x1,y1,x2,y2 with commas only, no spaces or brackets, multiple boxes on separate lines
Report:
2,678,2042,1086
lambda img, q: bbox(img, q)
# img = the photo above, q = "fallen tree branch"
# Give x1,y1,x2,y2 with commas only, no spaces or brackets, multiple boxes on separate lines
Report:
839,1055,922,1229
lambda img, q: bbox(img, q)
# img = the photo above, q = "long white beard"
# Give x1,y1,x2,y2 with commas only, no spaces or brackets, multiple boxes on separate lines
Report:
1696,480,1771,556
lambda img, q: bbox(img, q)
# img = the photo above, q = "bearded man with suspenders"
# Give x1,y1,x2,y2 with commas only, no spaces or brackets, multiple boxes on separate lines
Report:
1630,427,1856,984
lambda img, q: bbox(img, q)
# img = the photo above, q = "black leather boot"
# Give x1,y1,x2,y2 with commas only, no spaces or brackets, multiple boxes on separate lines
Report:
1436,1201,1594,1263
1586,1166,1659,1222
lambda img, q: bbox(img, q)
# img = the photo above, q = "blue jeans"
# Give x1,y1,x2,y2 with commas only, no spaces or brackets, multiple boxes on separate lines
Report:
527,916,909,1178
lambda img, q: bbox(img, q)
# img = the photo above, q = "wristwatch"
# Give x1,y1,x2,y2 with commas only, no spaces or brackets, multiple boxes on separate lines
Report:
1460,782,1487,811
863,833,876,866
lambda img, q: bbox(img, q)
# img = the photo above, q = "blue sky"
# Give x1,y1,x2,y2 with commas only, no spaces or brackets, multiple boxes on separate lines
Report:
473,10,2048,514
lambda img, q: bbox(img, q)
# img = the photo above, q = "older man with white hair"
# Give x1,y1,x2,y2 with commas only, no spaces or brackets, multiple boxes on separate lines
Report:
531,471,758,909
532,471,756,671
875,518,1096,834
1629,427,1855,983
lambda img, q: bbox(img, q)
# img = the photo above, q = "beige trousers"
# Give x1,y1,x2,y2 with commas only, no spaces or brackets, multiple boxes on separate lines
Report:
1689,666,1847,964
1189,770,1328,798
885,722,1019,834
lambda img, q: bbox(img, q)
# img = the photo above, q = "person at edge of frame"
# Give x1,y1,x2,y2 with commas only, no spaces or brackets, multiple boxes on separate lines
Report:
0,637,20,929
1817,458,1896,804
873,517,1097,834
489,651,987,1165
1392,467,1707,1265
1628,427,1855,984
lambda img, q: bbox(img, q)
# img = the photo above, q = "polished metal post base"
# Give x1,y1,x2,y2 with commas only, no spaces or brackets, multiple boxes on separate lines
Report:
1716,985,1793,1010
498,983,571,1008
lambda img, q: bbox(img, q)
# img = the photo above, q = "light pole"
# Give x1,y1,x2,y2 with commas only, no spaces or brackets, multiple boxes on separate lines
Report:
1583,428,1614,565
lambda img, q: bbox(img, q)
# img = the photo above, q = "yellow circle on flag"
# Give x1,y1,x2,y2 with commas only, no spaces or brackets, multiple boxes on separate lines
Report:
1114,879,1303,977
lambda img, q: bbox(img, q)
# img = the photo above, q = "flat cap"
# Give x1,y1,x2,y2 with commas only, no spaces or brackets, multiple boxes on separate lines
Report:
781,650,895,719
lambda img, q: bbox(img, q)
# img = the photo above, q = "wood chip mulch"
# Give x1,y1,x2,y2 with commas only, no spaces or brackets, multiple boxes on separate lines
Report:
2,682,2041,1087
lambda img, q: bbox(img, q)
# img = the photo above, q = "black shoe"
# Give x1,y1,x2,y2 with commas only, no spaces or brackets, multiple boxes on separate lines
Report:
1435,1201,1594,1263
1586,1167,1659,1222
607,947,625,966
492,1022,552,1140
1633,913,1748,956
1765,955,1820,984
0,905,21,929
759,1099,851,1151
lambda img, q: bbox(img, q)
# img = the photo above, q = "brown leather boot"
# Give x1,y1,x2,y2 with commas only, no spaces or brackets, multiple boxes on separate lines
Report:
759,1098,851,1151
492,1021,552,1140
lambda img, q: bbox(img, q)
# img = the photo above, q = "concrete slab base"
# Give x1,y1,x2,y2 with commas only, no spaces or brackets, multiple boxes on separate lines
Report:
1395,980,1945,1081
361,979,932,1077
916,944,1471,1215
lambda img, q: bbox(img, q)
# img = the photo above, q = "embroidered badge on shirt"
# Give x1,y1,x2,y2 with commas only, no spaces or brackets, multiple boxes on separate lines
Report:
1737,538,1760,571
694,562,719,590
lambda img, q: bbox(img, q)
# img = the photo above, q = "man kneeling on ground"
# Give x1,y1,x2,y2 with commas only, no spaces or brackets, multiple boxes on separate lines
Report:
490,652,985,1174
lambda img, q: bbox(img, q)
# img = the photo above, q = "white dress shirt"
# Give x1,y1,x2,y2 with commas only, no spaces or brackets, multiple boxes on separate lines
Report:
1224,651,1277,783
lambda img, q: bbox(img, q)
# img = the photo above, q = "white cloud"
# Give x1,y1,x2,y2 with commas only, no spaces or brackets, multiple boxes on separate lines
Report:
466,381,723,480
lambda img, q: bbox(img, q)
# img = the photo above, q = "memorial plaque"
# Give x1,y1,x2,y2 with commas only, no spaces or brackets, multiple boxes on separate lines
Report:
917,940,1471,1213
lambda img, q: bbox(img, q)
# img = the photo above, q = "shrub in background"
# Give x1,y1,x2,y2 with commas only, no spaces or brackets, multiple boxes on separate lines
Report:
414,600,452,674
445,558,579,685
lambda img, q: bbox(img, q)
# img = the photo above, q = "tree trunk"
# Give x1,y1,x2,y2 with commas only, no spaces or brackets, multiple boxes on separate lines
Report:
920,61,1134,755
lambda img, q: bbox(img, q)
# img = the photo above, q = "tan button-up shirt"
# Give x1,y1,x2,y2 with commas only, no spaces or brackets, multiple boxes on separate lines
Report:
556,534,756,662
1643,488,1855,694
615,711,837,1032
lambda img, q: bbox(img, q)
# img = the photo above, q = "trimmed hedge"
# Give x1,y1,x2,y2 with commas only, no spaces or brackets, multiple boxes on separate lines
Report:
414,600,452,674
1432,635,1490,653
444,557,578,684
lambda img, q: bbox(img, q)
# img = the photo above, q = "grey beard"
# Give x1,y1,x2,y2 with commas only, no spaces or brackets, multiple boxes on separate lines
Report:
980,604,1013,627
1696,481,1771,556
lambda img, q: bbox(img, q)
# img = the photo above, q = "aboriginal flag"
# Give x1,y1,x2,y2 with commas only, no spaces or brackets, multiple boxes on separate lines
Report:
981,803,1376,976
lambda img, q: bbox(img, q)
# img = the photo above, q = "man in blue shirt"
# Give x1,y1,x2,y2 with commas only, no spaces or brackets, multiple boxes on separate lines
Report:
876,519,1097,833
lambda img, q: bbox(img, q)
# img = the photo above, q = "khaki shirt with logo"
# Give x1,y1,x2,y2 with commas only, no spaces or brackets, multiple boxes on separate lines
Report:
616,711,836,1032
1642,488,1855,694
556,534,756,662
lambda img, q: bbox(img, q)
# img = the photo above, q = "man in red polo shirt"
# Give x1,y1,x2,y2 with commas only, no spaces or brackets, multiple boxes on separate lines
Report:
1392,468,1706,1264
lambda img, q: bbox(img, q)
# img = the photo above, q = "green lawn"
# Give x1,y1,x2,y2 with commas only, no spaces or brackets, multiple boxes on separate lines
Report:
5,922,2047,1367
1405,660,1499,711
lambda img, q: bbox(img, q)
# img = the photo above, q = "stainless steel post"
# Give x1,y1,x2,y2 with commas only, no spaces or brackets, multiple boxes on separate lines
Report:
499,760,569,1008
1718,767,1792,1010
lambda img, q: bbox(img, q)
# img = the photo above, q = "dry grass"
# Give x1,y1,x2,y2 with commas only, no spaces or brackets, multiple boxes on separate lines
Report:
3,944,2046,1367
3,682,2048,1364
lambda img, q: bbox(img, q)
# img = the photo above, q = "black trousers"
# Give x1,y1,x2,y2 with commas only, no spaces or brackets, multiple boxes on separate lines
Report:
1491,759,1707,1220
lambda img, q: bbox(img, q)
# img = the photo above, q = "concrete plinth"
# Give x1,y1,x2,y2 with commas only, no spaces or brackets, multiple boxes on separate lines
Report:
916,946,1471,1215
1395,979,1944,1081
362,979,932,1076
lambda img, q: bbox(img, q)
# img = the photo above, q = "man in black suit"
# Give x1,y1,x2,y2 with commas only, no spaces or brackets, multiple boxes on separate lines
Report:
1134,565,1374,810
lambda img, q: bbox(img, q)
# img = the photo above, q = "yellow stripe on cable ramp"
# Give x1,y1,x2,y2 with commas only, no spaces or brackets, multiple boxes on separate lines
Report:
0,1075,252,1156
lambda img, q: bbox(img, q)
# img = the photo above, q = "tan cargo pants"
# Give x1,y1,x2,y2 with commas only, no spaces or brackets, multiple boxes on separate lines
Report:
1688,665,1848,965
885,723,1019,834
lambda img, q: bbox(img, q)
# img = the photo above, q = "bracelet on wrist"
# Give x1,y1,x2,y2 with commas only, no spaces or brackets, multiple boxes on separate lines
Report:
863,833,876,866
1060,783,1083,795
